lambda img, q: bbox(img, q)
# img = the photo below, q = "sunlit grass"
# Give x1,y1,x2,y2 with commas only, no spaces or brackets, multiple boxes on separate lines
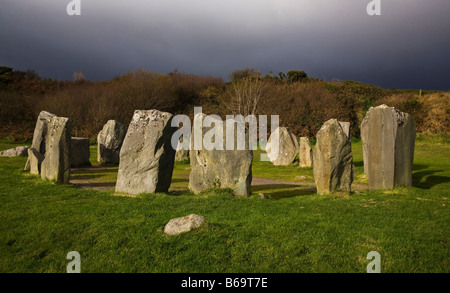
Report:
0,138,448,273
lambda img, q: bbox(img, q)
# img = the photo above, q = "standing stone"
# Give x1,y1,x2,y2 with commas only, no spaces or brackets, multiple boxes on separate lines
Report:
189,113,253,196
175,137,189,161
28,148,44,175
97,120,127,164
299,137,313,168
265,127,299,166
313,119,354,194
115,110,176,195
40,117,71,184
24,111,56,170
361,104,416,190
70,137,91,167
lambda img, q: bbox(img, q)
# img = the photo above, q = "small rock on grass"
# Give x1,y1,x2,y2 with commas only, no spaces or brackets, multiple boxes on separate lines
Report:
164,214,207,236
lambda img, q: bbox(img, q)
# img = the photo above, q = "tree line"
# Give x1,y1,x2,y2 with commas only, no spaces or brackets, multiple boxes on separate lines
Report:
0,66,447,142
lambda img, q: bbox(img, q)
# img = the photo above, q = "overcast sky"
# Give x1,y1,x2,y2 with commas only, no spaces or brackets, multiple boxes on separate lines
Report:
1,0,449,90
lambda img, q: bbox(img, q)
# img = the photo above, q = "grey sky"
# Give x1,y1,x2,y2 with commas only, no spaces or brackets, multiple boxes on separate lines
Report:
1,0,449,89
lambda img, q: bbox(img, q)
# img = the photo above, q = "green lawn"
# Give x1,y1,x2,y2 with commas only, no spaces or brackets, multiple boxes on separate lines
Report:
0,138,448,273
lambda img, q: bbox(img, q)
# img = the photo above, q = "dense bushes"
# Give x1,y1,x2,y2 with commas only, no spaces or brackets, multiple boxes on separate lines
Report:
376,92,450,134
0,67,448,141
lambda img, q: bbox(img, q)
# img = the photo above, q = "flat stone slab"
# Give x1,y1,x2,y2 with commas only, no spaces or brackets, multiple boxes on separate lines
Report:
0,146,28,157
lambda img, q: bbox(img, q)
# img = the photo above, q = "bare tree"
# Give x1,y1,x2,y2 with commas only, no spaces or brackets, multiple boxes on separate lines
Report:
224,76,270,117
73,72,86,82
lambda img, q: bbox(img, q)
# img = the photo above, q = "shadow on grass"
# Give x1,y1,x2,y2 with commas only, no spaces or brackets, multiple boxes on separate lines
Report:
413,170,449,189
171,178,189,183
166,190,190,196
353,160,364,167
413,164,430,171
71,166,118,173
70,174,104,180
252,184,316,200
72,182,115,190
70,166,118,180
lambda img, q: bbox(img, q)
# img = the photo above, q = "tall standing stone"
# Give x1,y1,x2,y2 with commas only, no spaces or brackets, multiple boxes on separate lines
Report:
313,119,354,194
40,117,71,184
361,104,416,190
265,127,299,166
97,120,127,164
189,113,253,196
24,111,56,170
115,110,176,195
299,137,313,167
70,137,91,167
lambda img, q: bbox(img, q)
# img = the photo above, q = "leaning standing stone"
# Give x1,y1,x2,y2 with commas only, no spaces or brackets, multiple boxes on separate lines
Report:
115,110,176,195
361,104,415,190
299,137,313,167
97,120,127,164
313,119,354,194
189,113,253,196
24,111,56,170
266,127,299,166
40,117,71,184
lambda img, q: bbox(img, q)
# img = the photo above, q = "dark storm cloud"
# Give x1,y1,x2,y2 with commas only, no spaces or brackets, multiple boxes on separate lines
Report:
1,0,449,89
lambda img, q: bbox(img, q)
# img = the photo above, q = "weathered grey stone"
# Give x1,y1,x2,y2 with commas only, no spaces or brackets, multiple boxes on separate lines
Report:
115,110,176,195
28,148,44,175
0,146,28,157
339,122,351,141
313,119,354,194
24,111,56,170
188,113,253,197
175,137,189,162
97,120,127,164
164,214,207,236
361,104,416,190
70,137,91,167
299,137,313,167
266,127,299,166
40,117,71,184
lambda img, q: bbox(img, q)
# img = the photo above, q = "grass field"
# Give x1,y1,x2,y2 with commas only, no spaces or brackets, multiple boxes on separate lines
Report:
0,137,448,273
